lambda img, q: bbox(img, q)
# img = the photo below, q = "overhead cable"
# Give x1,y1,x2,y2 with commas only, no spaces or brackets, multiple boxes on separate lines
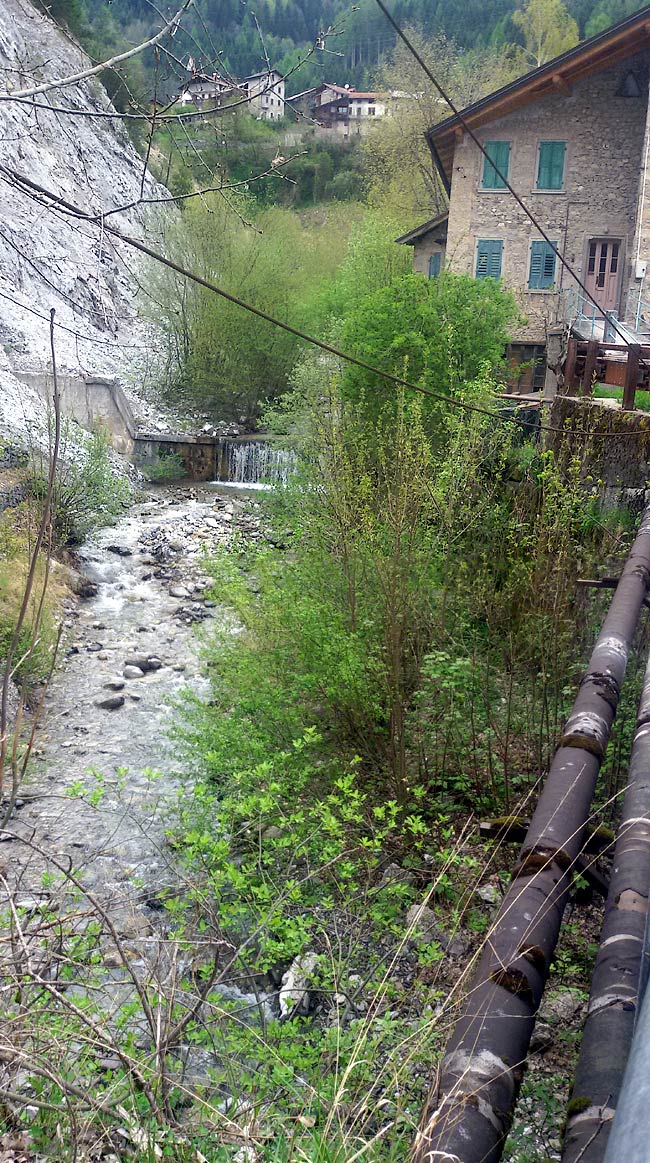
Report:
372,0,636,350
0,162,642,441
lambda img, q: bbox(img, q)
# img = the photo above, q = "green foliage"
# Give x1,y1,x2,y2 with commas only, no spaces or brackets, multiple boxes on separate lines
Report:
338,271,519,429
186,390,443,802
153,197,354,422
324,211,412,317
157,110,367,209
0,504,63,683
28,425,131,546
143,451,186,482
594,384,650,412
512,0,579,65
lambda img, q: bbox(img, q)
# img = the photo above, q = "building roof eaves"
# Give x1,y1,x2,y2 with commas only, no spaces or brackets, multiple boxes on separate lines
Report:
395,212,449,244
427,3,650,167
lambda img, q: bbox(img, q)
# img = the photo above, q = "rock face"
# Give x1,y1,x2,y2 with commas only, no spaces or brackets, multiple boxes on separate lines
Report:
0,0,169,438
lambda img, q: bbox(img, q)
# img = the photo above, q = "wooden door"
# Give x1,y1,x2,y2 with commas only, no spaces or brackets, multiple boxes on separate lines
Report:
584,239,621,315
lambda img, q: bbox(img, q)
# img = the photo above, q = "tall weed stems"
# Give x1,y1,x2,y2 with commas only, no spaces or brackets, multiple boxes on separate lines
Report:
0,310,62,821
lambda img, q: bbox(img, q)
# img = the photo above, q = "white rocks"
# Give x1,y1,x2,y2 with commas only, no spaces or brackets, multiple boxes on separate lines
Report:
538,988,586,1027
123,665,144,679
476,883,500,905
170,585,191,599
406,903,442,945
279,952,319,1018
233,1148,257,1163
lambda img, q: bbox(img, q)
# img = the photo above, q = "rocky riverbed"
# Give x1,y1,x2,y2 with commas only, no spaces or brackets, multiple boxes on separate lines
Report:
1,484,262,932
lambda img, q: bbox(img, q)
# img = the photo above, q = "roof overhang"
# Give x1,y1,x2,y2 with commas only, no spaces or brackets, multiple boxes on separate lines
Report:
428,4,650,188
395,212,449,245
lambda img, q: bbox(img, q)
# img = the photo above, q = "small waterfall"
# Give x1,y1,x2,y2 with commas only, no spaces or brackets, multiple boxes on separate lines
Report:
216,439,297,488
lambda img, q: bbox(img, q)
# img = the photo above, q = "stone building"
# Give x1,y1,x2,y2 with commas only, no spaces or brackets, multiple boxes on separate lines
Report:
395,213,449,278
401,6,650,388
178,68,285,121
241,70,286,121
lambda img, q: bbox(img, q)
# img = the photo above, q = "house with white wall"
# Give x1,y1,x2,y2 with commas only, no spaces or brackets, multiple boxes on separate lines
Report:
178,68,285,121
242,70,286,121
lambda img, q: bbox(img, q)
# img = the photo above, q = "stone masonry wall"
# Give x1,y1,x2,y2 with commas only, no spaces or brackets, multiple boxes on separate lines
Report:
445,55,650,342
629,73,650,327
547,395,650,503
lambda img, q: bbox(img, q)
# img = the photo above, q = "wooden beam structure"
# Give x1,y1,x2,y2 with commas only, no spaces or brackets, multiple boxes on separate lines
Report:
623,344,641,411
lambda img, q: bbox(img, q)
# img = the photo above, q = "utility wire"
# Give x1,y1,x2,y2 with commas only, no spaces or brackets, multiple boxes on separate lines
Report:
372,0,636,350
0,286,147,350
0,0,194,102
0,162,642,441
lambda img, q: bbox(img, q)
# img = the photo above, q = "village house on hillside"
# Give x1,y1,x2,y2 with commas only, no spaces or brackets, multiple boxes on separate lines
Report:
178,67,285,121
399,6,650,389
288,83,413,136
309,83,385,134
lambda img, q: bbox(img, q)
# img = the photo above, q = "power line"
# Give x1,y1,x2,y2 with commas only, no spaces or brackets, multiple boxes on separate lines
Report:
0,162,641,442
0,285,148,351
372,0,636,351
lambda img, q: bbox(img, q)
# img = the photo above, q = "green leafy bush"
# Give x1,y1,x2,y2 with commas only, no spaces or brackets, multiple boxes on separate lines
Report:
143,451,186,482
339,271,520,429
28,425,131,546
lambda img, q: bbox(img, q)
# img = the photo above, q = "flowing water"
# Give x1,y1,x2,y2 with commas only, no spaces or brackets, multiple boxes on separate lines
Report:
0,486,258,930
0,487,274,1116
216,437,297,488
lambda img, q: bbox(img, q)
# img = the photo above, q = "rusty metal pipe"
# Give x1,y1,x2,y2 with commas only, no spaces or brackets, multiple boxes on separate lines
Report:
413,505,650,1163
562,648,650,1162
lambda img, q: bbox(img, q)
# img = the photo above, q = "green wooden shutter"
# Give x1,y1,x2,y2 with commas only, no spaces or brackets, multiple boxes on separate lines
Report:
476,239,503,279
537,141,566,189
528,241,557,289
482,141,510,189
428,252,442,279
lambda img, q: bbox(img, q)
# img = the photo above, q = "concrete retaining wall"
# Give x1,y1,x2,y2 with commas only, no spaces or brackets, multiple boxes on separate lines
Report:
15,371,222,480
15,371,137,456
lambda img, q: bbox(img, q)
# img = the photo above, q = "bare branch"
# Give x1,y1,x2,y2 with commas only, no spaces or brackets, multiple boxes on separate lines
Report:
0,0,193,101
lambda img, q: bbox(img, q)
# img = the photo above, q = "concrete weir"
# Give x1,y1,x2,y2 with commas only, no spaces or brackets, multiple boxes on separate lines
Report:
15,370,219,480
134,431,218,480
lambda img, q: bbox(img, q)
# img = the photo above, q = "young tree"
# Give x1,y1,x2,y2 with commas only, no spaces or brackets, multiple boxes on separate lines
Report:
339,271,519,431
512,0,579,66
366,31,522,220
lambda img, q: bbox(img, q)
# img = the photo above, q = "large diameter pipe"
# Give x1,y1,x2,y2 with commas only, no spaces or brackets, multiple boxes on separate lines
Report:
562,650,650,1162
413,506,650,1163
603,962,650,1160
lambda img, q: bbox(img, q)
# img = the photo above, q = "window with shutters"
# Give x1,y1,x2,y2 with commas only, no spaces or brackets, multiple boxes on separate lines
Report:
482,141,510,189
476,240,503,280
528,240,558,289
536,141,566,190
428,252,442,279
